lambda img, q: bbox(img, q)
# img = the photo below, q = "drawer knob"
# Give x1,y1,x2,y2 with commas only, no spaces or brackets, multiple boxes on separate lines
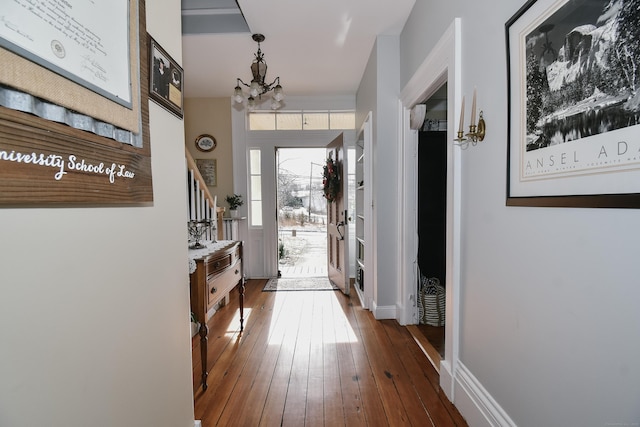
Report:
214,261,221,268
210,287,217,294
235,269,239,274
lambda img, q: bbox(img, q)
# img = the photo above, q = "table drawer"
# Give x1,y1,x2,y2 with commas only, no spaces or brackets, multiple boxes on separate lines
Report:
207,259,242,307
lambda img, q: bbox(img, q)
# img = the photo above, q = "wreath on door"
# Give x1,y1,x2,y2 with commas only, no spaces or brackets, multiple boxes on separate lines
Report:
322,155,340,203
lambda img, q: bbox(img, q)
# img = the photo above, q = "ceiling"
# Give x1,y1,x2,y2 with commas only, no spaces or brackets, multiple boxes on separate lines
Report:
180,0,416,101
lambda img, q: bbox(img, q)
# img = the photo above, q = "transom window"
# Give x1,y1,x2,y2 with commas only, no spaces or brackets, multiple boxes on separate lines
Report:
248,110,355,131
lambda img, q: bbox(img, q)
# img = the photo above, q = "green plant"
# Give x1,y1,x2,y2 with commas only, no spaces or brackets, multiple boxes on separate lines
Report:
278,240,286,260
225,193,244,210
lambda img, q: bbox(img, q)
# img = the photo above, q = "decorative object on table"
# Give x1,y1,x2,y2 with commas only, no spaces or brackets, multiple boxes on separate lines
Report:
506,0,640,208
195,134,217,152
232,33,285,111
187,219,214,249
149,35,184,119
225,193,244,218
195,158,217,186
322,153,340,203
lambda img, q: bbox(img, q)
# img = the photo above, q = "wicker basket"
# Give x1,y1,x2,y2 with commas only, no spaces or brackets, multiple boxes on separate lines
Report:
417,276,445,327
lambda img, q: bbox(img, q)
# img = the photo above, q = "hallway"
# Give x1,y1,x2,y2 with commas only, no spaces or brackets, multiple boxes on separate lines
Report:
192,280,466,426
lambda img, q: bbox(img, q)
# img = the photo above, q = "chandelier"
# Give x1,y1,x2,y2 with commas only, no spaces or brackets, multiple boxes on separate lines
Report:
233,34,284,111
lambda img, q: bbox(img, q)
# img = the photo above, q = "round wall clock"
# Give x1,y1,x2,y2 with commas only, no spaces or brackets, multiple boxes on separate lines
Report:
195,134,216,152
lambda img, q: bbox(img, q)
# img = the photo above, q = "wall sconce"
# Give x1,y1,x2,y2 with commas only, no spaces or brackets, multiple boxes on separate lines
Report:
454,88,486,148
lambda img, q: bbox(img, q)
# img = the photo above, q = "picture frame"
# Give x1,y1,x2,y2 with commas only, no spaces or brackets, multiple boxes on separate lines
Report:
195,158,217,187
506,0,640,208
0,0,153,205
149,35,184,119
195,134,217,152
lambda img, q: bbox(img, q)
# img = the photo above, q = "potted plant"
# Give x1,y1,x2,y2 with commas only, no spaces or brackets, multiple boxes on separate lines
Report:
225,193,244,218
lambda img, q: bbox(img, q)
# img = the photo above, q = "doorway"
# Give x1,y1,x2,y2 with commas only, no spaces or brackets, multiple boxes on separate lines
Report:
415,86,448,360
276,147,328,278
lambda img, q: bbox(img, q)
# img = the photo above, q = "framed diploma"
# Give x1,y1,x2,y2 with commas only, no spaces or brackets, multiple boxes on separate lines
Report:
0,0,153,205
0,0,132,107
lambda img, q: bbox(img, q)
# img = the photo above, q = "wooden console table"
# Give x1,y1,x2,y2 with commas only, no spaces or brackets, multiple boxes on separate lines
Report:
189,240,244,391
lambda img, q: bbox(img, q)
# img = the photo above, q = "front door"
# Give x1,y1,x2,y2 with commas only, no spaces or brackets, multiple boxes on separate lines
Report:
325,134,349,295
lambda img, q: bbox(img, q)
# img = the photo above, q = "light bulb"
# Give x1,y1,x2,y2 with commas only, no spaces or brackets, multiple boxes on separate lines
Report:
233,86,244,104
250,81,260,98
273,84,284,101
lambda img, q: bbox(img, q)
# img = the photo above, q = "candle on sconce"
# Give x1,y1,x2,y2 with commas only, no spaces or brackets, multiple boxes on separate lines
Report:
471,88,477,126
458,96,465,133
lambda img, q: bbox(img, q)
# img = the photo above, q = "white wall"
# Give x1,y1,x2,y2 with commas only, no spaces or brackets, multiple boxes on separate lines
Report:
398,0,640,425
356,36,402,315
0,2,195,427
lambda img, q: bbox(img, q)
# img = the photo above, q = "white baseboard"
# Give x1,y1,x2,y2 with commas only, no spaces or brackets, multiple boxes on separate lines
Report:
453,361,517,427
371,301,396,319
440,359,454,401
194,421,202,427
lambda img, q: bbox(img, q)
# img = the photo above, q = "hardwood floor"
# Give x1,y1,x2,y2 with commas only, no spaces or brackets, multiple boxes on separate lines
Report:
192,279,467,426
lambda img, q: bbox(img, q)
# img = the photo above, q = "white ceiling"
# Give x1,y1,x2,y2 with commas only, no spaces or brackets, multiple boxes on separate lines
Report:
181,0,416,100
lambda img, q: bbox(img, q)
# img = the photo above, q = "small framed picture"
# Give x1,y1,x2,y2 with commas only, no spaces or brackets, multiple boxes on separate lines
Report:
195,134,217,152
149,35,183,118
195,159,217,187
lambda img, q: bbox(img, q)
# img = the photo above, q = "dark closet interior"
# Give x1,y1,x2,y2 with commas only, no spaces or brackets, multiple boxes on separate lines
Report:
417,130,447,357
418,131,447,285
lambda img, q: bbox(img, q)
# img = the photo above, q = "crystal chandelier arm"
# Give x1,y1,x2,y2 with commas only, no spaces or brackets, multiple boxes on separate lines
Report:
236,78,252,88
261,76,280,93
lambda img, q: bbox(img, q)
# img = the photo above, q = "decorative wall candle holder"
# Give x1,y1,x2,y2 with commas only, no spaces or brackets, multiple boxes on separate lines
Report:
454,88,487,149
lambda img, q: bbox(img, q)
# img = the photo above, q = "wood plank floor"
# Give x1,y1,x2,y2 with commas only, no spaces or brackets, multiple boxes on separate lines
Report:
192,279,467,426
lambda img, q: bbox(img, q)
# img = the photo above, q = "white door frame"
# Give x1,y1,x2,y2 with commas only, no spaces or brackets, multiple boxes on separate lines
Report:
398,18,462,401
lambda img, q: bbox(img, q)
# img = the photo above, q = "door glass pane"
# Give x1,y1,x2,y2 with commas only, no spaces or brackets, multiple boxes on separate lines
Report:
251,200,262,226
250,150,261,174
249,112,276,130
303,112,329,130
330,112,355,129
251,175,262,195
276,113,302,130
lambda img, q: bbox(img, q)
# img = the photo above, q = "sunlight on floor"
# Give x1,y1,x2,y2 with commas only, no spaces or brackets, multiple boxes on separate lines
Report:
223,308,251,336
267,291,358,345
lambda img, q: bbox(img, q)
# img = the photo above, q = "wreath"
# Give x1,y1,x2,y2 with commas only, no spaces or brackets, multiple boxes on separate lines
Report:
322,155,341,202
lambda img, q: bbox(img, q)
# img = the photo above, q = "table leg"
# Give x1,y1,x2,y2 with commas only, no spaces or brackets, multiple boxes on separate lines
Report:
239,278,245,331
198,322,208,391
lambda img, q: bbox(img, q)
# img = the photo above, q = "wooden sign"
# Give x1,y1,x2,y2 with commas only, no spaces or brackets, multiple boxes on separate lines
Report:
0,0,153,206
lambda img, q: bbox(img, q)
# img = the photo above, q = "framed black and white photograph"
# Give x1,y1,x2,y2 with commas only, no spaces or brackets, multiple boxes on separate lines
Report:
149,35,183,119
506,0,640,207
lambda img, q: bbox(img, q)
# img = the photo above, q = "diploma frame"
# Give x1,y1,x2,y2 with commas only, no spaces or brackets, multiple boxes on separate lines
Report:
0,0,153,205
